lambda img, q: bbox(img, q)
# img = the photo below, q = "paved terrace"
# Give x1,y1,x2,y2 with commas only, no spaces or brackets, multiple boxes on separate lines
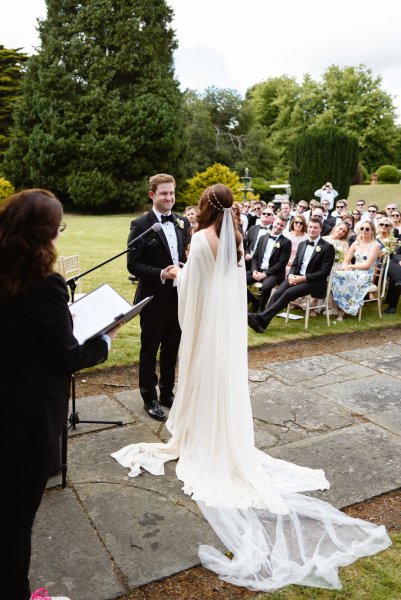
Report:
31,340,401,599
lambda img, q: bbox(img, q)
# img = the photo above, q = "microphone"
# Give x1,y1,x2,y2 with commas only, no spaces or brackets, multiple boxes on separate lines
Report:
128,222,162,251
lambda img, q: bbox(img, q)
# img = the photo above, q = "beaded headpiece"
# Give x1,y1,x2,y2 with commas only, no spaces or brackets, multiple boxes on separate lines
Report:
206,185,232,212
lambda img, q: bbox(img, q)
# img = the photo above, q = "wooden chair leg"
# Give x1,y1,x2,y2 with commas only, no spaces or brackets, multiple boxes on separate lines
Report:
305,297,310,330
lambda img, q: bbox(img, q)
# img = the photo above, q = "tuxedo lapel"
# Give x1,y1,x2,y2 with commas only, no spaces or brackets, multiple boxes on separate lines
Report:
297,241,307,271
148,210,172,258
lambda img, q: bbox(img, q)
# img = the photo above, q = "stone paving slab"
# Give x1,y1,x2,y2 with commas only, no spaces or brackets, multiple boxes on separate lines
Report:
250,379,355,446
68,394,133,436
359,354,401,380
336,341,401,362
263,354,377,388
31,488,125,600
319,374,401,415
269,423,401,508
75,482,220,589
116,389,171,442
68,424,198,516
367,408,401,437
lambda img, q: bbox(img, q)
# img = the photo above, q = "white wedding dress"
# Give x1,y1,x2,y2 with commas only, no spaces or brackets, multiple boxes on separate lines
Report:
111,212,391,592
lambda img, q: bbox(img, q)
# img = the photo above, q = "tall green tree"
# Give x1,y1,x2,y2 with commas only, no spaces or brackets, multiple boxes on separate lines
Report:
0,46,28,165
289,126,359,200
4,0,184,211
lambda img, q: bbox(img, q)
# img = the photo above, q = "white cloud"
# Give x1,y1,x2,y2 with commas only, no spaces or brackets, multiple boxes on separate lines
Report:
1,0,401,120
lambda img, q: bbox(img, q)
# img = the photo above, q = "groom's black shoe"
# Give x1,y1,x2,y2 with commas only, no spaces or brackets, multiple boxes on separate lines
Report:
160,395,174,409
248,313,266,334
144,400,167,422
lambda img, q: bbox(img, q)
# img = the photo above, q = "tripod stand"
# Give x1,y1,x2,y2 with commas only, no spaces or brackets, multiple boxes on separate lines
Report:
61,225,159,487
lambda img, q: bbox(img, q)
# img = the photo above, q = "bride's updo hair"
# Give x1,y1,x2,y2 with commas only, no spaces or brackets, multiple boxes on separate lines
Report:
196,184,243,264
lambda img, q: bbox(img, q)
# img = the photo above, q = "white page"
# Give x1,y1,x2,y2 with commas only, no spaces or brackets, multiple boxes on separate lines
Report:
70,284,133,344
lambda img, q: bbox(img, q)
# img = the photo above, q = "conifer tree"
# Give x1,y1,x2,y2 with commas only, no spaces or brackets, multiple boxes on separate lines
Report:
289,126,359,201
0,46,28,165
4,0,184,211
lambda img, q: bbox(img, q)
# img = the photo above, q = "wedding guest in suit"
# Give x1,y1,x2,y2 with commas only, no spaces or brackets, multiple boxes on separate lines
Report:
0,189,119,600
184,205,198,228
248,217,335,332
243,207,274,263
247,201,263,228
311,205,335,235
247,214,292,310
128,174,190,422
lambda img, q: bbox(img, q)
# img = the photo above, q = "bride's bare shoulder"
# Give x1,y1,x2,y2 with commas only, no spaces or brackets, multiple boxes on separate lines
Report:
203,226,219,259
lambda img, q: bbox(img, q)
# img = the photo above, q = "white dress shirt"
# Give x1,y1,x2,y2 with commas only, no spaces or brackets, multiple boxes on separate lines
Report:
300,237,320,276
261,235,278,270
153,208,179,286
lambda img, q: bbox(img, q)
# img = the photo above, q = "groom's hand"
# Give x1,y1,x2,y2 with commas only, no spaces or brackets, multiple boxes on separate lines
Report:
161,265,177,280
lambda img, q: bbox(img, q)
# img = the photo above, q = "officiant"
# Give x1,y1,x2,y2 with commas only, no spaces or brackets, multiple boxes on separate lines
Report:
0,189,121,600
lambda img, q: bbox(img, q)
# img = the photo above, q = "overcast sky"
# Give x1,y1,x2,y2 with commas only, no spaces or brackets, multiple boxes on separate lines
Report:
2,0,401,120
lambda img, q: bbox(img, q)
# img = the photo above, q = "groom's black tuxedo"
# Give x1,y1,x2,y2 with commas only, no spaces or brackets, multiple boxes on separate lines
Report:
256,237,335,327
127,209,190,404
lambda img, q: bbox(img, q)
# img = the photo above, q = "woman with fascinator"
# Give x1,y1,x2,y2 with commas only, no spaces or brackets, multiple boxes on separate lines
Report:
112,184,390,592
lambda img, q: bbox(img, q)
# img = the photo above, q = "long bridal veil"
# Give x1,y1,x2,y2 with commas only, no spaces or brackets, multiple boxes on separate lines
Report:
112,207,391,592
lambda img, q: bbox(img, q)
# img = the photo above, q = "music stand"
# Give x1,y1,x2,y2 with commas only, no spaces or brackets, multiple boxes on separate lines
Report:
61,232,155,487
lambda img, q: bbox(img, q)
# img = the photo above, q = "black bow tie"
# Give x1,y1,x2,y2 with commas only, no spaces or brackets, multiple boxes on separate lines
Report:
306,240,315,246
269,235,278,241
161,214,174,224
260,226,269,230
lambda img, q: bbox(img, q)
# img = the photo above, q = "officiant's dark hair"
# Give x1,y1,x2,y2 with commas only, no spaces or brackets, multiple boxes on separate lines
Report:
196,184,243,264
0,189,63,302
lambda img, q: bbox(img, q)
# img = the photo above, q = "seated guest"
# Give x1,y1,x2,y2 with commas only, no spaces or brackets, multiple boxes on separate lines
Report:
232,202,245,235
279,200,292,231
290,200,309,218
352,208,362,225
311,205,334,235
247,201,263,228
384,243,401,314
184,205,198,228
362,204,379,222
247,214,291,311
320,199,337,231
376,217,398,254
248,217,335,332
391,209,401,240
356,199,368,218
323,222,350,264
283,214,308,276
331,220,381,320
385,203,399,217
331,199,348,218
243,208,274,267
267,201,276,213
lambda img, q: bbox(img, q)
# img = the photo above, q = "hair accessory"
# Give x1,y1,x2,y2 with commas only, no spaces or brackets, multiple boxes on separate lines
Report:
207,186,231,212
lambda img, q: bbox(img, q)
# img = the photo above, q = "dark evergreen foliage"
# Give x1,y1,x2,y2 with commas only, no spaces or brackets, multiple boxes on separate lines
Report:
0,46,28,166
3,0,184,211
289,126,359,201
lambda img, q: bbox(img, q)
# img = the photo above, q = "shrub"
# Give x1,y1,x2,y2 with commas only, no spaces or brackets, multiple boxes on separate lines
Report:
0,177,15,201
288,125,359,201
177,163,244,209
376,165,401,184
352,162,369,184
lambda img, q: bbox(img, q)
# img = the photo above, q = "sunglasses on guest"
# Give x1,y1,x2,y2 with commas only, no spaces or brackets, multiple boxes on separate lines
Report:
357,202,365,207
359,226,371,232
368,208,377,213
352,211,360,216
379,223,391,228
262,212,273,216
336,205,345,209
294,220,304,225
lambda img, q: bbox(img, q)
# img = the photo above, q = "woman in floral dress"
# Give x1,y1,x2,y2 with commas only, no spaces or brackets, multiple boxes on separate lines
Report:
331,220,381,320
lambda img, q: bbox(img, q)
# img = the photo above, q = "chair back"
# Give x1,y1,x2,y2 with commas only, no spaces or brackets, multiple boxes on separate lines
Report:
56,254,82,292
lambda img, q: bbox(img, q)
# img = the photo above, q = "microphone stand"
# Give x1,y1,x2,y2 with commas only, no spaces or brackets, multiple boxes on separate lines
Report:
61,232,153,487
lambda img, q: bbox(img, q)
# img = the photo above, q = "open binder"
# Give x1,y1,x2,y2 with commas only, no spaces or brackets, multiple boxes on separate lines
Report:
69,284,152,344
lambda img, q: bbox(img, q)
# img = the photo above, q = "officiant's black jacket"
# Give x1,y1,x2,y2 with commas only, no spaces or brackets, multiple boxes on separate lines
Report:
289,239,335,297
127,210,190,312
0,274,108,449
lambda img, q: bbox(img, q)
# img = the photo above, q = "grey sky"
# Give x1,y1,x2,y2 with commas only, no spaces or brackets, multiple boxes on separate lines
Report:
2,0,401,120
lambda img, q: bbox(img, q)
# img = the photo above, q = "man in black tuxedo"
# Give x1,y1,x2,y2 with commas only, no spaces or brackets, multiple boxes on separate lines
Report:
384,245,401,315
311,205,336,235
128,174,190,421
248,217,335,332
243,208,274,269
247,214,292,311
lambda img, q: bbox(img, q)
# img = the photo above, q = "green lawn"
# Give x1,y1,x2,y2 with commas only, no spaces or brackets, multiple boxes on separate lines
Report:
254,533,401,600
347,183,401,210
58,210,401,368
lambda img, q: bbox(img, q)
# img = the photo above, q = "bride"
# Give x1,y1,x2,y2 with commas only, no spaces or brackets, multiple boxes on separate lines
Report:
112,184,390,592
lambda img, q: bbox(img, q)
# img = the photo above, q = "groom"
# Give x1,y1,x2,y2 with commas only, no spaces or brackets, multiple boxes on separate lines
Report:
248,217,335,332
128,174,190,421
